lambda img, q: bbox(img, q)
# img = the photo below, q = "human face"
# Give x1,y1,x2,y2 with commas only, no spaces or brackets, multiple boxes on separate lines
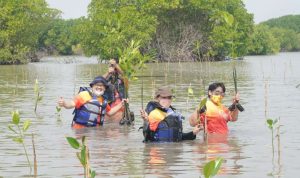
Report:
92,83,105,96
209,86,225,97
109,59,117,66
158,95,173,108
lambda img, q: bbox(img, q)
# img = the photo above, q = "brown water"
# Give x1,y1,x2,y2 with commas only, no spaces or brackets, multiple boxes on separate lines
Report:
0,53,300,177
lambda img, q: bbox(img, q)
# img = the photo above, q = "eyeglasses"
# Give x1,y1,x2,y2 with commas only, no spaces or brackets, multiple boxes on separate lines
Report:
212,90,225,96
160,96,173,100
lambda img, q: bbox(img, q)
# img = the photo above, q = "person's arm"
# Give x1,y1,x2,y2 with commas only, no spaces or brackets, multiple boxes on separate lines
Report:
182,124,202,140
58,97,75,109
106,99,128,116
189,109,199,126
230,109,239,121
115,64,124,75
102,72,110,79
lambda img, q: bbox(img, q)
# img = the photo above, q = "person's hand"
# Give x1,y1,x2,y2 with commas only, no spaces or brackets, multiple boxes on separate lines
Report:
192,124,203,135
108,66,115,73
58,97,65,107
121,98,129,105
140,109,148,121
232,92,240,104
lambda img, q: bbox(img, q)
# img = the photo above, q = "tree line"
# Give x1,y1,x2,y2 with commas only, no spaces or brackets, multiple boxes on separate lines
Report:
1,0,299,64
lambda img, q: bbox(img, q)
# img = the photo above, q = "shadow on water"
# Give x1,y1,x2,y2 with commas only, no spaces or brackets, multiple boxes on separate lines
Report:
1,53,300,177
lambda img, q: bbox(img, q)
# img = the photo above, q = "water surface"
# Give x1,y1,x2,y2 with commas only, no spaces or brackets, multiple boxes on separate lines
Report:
1,53,300,177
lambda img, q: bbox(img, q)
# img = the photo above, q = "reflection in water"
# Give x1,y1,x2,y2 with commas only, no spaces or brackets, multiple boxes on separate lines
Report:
143,143,185,177
1,53,300,177
195,134,244,176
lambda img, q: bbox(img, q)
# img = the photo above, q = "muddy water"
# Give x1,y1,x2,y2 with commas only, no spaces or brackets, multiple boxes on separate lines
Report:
0,53,300,177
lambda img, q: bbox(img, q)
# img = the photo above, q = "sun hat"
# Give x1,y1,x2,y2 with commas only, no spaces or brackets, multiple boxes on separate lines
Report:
89,76,109,87
155,86,175,98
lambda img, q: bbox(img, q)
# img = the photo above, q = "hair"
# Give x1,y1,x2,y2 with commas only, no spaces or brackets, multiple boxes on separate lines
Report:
207,82,226,97
111,57,119,64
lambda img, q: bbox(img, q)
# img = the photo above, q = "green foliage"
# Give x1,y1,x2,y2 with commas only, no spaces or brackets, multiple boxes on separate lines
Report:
80,0,157,59
248,25,280,55
266,118,278,130
39,19,82,55
56,106,62,120
0,0,58,64
80,0,253,61
8,110,32,171
34,79,43,113
188,85,194,96
208,0,254,59
203,157,223,178
66,137,80,149
266,117,279,159
199,98,207,110
12,110,20,125
56,106,61,113
66,136,96,178
258,15,300,53
118,40,150,80
269,27,300,51
262,15,300,33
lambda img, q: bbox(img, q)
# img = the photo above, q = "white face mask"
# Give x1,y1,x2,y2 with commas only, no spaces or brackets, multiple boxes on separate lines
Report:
93,90,104,97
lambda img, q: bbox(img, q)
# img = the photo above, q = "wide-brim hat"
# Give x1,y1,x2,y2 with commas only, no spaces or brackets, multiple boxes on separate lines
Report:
90,76,109,88
155,87,175,98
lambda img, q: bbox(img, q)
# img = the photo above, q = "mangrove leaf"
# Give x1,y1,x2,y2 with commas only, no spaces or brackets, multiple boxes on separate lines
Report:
203,157,223,178
13,137,23,144
23,120,31,132
66,137,80,149
12,111,20,125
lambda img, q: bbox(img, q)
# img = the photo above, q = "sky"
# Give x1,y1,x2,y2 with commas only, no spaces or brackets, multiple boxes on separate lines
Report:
46,0,300,23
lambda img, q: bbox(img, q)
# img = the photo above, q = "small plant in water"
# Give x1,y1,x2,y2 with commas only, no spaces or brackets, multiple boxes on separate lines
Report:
55,106,62,120
66,136,96,178
8,110,32,172
266,118,279,157
34,79,43,112
202,157,223,178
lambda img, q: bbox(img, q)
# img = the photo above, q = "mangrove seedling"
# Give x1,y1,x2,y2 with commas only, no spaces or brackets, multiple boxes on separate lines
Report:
8,110,32,172
188,84,194,96
117,40,151,125
228,66,244,112
202,157,223,178
66,136,95,178
34,79,43,112
197,97,208,141
266,118,278,157
55,106,62,120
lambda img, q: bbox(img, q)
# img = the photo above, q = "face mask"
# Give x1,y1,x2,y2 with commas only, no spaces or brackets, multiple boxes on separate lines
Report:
210,95,223,106
93,90,104,97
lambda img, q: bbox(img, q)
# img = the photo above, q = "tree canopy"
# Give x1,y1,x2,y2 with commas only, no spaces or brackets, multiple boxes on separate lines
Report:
80,0,254,61
1,0,300,64
0,0,58,64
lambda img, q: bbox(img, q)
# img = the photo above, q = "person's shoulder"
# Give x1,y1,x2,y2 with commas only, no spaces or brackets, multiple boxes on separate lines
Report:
145,101,159,114
78,90,92,99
